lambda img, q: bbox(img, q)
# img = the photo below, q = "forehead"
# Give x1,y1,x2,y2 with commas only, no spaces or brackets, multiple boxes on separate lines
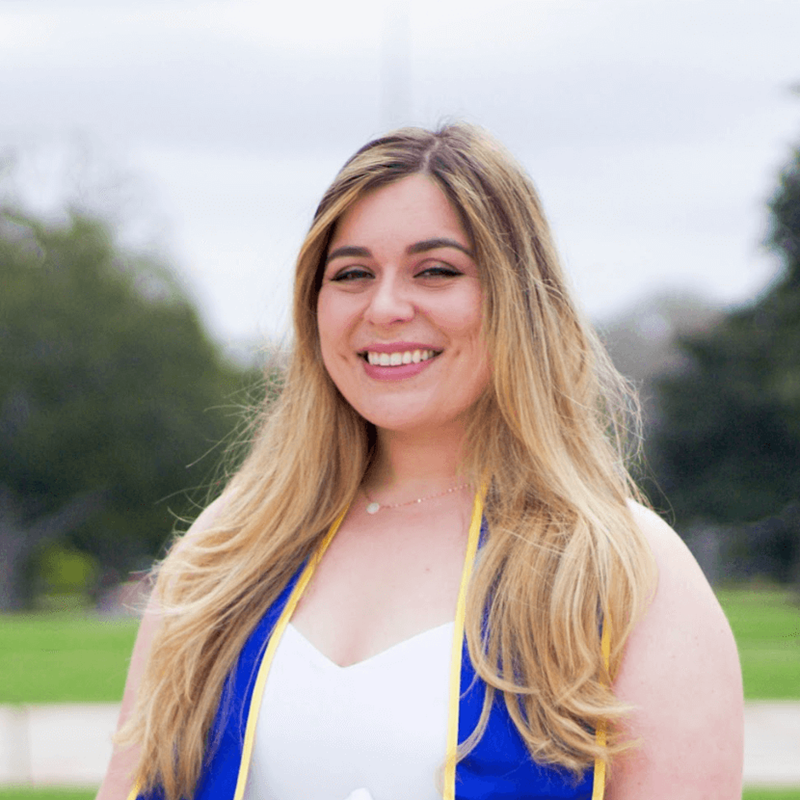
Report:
328,174,471,251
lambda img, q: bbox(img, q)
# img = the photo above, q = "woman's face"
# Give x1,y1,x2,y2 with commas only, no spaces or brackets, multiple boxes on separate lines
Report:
317,174,490,438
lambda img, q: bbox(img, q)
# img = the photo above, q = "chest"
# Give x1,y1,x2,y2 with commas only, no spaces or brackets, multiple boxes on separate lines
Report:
291,512,468,667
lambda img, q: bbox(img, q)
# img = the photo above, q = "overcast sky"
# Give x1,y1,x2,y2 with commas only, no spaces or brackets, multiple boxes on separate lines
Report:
2,0,799,348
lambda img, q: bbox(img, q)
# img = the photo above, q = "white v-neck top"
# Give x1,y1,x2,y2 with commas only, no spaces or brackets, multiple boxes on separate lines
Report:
242,621,454,800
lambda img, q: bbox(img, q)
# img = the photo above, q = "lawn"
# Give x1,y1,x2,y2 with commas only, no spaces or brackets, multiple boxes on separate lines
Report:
0,791,97,800
0,612,139,704
716,587,800,700
743,793,800,800
0,587,798,704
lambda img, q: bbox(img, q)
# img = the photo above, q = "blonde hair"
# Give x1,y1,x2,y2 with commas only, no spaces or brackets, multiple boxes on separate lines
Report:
121,123,656,798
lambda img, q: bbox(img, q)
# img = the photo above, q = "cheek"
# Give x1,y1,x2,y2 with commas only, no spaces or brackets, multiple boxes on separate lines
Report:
316,290,344,348
455,290,490,385
316,290,359,389
316,294,339,377
445,289,485,347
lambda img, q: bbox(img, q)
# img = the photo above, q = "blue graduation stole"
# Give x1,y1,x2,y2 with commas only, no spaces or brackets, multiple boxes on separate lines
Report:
133,496,604,800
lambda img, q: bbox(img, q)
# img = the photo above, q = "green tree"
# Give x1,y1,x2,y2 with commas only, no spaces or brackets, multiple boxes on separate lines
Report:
0,209,251,608
650,140,800,578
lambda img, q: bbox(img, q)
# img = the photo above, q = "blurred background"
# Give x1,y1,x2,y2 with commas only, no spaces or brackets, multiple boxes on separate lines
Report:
1,0,799,795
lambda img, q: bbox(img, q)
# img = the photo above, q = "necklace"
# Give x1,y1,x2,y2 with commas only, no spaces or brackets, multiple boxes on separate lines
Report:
362,482,470,514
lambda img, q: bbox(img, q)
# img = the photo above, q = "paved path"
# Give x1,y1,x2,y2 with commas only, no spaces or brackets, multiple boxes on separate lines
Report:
0,703,118,785
743,701,800,786
0,701,798,787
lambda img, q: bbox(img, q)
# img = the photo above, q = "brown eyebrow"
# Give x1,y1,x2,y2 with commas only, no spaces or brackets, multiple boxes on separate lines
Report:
326,238,473,264
406,238,474,257
325,245,371,264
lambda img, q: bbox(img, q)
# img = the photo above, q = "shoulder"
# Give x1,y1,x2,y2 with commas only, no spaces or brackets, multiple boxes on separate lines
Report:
625,502,733,644
186,491,234,535
606,502,744,799
170,491,236,553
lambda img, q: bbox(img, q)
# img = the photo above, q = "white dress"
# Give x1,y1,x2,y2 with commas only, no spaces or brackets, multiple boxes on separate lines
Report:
242,621,454,800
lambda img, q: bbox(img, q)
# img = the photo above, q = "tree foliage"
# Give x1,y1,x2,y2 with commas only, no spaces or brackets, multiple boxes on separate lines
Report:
651,142,800,528
0,209,252,606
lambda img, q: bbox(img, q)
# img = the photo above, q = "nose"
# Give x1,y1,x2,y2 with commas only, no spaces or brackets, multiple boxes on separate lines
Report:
365,272,415,325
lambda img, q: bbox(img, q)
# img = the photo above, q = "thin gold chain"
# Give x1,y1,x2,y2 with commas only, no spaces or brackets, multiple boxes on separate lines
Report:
362,482,470,514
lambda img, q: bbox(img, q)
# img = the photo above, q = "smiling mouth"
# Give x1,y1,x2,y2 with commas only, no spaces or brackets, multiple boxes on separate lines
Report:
361,349,441,366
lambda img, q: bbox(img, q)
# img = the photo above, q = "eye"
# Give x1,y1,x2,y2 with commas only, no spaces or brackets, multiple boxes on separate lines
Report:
416,261,462,279
330,266,373,282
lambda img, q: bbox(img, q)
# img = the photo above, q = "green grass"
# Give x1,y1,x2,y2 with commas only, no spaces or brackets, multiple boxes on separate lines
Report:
716,588,800,700
742,792,800,800
0,791,96,800
0,612,139,703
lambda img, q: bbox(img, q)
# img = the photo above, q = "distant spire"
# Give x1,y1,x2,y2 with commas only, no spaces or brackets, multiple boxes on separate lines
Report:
380,3,411,130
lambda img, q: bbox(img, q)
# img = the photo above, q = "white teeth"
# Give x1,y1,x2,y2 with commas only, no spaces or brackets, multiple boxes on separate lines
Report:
366,349,437,366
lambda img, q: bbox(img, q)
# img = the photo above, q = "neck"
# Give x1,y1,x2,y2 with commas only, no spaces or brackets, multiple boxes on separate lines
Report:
366,423,469,496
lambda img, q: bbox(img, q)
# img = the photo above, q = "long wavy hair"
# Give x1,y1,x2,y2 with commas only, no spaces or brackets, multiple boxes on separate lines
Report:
120,123,656,799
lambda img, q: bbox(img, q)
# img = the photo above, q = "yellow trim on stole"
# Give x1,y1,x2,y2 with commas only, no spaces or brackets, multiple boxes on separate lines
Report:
441,492,484,800
232,498,484,800
591,620,612,800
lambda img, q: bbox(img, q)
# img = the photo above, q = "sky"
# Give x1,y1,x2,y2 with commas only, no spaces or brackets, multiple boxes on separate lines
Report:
2,0,800,350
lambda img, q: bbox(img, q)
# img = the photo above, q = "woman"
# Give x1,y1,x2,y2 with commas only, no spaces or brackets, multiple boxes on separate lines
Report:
98,124,743,800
